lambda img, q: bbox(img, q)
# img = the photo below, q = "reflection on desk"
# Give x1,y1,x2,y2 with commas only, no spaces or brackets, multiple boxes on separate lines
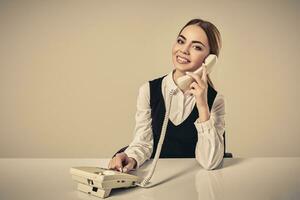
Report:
0,158,299,200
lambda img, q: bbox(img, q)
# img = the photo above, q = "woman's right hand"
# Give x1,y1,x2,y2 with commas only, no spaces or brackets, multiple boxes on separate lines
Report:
108,152,137,173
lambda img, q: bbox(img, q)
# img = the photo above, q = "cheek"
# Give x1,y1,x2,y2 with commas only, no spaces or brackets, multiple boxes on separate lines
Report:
172,44,179,55
172,48,175,56
191,55,206,66
192,51,210,64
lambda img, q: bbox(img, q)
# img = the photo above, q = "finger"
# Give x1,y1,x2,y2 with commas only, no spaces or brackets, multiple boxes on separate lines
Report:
185,90,195,97
202,67,207,83
190,81,204,90
184,89,191,95
190,75,207,89
188,88,196,96
123,160,135,173
109,158,118,170
114,155,124,172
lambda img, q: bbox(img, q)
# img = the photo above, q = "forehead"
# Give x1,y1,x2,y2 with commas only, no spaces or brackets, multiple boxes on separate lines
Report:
180,25,209,46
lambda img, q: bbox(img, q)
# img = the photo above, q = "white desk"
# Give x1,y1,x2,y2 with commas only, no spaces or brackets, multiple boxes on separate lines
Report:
0,158,299,200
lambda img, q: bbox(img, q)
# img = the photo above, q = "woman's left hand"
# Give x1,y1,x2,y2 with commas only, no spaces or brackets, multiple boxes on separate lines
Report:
185,66,208,108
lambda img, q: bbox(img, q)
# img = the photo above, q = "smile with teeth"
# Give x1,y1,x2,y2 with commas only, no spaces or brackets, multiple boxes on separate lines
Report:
176,55,190,64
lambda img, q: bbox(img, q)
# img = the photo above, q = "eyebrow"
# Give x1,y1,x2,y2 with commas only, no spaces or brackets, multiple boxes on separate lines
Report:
178,35,206,47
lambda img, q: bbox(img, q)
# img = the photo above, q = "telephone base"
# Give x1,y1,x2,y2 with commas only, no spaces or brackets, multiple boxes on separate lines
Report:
70,166,141,198
77,183,111,198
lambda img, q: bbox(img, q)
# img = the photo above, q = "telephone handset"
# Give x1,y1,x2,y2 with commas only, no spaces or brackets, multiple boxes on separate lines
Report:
69,54,218,198
176,54,218,92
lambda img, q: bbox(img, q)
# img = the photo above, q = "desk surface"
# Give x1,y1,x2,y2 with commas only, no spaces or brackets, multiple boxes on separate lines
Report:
0,158,299,200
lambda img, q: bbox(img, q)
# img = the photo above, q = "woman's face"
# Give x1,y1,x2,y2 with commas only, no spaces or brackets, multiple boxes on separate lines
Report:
172,25,210,73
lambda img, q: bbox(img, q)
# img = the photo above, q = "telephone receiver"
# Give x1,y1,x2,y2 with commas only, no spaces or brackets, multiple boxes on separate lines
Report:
176,54,217,92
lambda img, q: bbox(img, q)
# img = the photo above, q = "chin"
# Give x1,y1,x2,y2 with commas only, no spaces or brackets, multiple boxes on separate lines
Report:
173,63,194,73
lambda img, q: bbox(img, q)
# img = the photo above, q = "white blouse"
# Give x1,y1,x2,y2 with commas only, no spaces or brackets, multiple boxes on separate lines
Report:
124,70,226,170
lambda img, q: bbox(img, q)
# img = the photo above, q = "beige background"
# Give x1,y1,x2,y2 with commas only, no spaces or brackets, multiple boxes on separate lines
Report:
0,0,299,158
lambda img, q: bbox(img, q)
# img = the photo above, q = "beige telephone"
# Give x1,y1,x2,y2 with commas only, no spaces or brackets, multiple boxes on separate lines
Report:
70,54,218,198
70,167,142,198
176,54,217,92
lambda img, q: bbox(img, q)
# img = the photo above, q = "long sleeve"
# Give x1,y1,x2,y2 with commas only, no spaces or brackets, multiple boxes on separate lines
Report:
194,93,226,170
124,82,153,169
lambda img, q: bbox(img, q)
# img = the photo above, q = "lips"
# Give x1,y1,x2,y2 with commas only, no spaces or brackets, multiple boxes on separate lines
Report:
176,55,190,64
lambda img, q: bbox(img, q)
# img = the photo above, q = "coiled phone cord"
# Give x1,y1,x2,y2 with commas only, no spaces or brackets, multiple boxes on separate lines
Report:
136,88,177,188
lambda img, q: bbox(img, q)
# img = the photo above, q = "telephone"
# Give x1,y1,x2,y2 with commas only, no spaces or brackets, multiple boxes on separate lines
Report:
70,167,141,198
70,55,218,198
176,54,217,92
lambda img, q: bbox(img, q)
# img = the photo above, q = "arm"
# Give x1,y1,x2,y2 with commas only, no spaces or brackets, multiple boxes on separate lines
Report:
194,93,225,170
124,82,153,169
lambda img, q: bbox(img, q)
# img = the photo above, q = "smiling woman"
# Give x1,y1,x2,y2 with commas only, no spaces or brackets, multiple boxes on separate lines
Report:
108,18,226,172
173,19,222,89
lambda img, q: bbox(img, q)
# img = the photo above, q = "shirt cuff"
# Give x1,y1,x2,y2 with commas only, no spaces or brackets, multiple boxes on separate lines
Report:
194,118,213,133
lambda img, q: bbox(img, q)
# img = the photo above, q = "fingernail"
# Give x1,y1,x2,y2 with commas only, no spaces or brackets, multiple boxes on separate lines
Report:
123,167,128,173
118,167,123,172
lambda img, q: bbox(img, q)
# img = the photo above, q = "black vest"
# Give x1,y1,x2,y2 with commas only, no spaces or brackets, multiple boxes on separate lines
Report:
149,75,217,158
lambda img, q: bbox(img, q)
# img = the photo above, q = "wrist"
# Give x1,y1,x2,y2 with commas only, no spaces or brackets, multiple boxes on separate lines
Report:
196,98,208,108
197,104,210,123
196,102,209,111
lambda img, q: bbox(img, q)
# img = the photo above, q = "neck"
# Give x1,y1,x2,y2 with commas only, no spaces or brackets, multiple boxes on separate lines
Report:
172,69,185,84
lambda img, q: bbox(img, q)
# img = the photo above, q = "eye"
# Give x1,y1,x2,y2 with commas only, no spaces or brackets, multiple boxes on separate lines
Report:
193,46,202,51
177,38,184,44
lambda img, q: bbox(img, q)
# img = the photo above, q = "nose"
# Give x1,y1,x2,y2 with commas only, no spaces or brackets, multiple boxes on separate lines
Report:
180,44,190,55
